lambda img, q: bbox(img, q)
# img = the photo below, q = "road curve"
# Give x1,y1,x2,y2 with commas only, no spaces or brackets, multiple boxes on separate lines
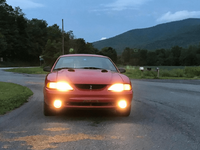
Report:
0,69,200,150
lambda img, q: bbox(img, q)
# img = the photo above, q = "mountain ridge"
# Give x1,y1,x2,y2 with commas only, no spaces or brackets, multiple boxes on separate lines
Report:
92,18,200,54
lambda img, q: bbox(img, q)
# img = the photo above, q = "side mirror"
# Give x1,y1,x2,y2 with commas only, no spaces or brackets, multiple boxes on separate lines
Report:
43,66,51,72
118,68,126,73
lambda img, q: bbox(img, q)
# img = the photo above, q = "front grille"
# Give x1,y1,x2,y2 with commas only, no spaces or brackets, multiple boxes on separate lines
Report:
75,84,107,90
67,102,114,106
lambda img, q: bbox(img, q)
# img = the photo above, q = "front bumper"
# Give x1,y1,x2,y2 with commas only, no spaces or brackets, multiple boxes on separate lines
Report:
44,87,133,109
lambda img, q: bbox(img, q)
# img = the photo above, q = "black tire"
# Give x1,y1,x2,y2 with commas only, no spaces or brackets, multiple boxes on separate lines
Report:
118,105,131,117
43,101,54,116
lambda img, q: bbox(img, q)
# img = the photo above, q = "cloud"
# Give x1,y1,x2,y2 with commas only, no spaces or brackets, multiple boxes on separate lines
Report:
104,0,151,11
100,37,107,40
157,10,200,22
6,0,44,9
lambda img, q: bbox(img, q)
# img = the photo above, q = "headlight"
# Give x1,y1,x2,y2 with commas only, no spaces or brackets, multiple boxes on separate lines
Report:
47,82,73,91
118,100,127,108
108,83,131,92
54,100,62,108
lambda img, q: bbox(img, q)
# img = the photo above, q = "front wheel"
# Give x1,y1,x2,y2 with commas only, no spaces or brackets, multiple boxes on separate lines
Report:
43,101,54,116
117,105,131,117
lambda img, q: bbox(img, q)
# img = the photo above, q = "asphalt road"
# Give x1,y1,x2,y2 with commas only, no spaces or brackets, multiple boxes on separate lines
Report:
0,68,200,150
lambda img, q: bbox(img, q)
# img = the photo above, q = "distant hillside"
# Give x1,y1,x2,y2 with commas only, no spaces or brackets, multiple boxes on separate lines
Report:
92,18,200,54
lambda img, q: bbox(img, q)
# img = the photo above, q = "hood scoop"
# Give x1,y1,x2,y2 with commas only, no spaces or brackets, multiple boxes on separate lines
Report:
68,68,75,72
101,69,108,73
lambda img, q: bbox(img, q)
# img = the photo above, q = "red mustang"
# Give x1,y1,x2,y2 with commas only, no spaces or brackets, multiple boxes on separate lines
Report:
43,54,133,116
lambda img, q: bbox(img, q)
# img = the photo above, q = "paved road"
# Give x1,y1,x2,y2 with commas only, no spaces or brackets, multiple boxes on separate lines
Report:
0,69,200,150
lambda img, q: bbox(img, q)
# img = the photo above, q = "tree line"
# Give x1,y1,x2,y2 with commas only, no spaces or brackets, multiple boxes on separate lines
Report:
119,45,200,66
1,0,199,67
0,0,117,66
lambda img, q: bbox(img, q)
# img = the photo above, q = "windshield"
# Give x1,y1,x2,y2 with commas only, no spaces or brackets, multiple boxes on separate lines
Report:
53,56,118,72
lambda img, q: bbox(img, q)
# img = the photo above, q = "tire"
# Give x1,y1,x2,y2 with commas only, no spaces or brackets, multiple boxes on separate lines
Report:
43,101,54,116
118,105,131,117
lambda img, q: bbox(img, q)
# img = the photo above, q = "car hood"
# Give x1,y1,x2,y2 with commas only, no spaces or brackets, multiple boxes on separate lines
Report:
55,69,124,84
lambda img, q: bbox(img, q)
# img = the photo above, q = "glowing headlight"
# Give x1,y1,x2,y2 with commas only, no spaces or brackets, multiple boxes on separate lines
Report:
47,82,73,91
118,100,127,108
47,82,57,89
56,82,73,91
123,84,131,91
108,84,131,92
108,84,124,92
54,100,62,108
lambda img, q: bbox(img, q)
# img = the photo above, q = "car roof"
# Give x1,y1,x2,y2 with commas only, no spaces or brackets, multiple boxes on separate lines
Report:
59,54,108,58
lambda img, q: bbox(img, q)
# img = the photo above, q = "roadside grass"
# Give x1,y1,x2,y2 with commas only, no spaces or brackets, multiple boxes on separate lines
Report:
0,82,33,115
6,67,47,74
124,66,200,79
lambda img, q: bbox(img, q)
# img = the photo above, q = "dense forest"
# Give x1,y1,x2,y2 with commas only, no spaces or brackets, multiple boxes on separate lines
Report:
119,45,200,66
0,0,199,67
0,0,118,66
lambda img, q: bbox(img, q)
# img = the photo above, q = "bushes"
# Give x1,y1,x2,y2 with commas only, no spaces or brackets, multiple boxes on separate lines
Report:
160,69,185,77
123,66,200,79
184,67,200,78
124,66,159,79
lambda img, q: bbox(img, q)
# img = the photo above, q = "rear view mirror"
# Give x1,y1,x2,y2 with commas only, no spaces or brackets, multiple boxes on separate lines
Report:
118,68,126,73
43,66,51,72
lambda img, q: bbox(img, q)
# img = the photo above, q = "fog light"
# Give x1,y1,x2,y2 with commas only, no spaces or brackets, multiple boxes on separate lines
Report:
54,100,62,108
118,100,127,109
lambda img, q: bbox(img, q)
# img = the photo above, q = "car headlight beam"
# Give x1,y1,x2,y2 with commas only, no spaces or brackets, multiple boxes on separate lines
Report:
118,100,127,109
108,83,131,92
47,82,73,91
54,100,62,108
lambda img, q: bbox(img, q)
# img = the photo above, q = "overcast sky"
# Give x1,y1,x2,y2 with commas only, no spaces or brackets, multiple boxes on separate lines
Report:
6,0,200,43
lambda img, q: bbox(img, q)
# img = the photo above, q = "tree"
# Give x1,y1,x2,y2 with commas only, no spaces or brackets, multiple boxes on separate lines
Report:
43,39,61,66
0,32,7,57
129,49,140,65
179,46,197,66
196,44,200,65
122,47,131,64
86,42,99,54
100,47,117,63
0,0,6,5
155,49,166,66
62,30,78,54
47,24,62,42
171,46,182,65
26,19,48,61
146,51,157,66
0,2,30,61
73,38,88,54
138,49,148,66
0,0,99,66
0,2,16,60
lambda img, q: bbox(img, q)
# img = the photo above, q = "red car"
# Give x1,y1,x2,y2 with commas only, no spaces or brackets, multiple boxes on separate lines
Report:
43,54,133,116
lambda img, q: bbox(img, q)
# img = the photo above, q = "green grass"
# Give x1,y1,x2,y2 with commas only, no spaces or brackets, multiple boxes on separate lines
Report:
123,66,200,79
6,67,47,74
0,82,33,115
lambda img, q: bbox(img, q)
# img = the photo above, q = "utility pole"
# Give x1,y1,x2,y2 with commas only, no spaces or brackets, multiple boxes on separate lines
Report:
62,19,64,55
